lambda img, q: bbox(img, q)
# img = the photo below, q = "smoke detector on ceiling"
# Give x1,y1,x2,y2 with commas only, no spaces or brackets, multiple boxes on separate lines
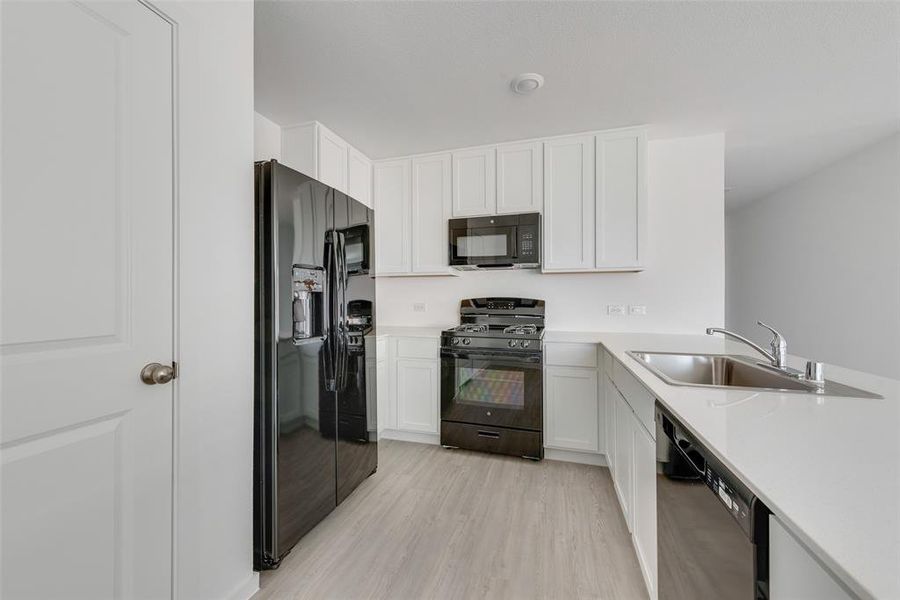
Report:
510,73,544,95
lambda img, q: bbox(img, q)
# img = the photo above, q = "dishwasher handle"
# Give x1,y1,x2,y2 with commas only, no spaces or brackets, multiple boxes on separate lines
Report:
660,412,706,478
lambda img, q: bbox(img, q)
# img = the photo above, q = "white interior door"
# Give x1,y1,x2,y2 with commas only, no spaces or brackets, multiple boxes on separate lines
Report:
1,2,175,598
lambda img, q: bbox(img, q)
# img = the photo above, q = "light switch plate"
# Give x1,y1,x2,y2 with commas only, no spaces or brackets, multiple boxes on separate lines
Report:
629,305,647,316
607,304,626,316
413,302,426,313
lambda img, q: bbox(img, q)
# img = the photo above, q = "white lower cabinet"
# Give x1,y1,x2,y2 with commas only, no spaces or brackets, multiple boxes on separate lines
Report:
606,350,657,599
632,419,658,600
395,359,439,433
769,516,852,600
613,388,635,532
386,336,440,436
544,366,599,452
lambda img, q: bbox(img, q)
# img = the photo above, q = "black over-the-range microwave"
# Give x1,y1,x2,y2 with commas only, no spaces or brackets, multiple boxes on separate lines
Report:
448,212,540,270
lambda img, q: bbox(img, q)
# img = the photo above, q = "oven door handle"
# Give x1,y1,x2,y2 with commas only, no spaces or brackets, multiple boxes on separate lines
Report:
440,349,542,363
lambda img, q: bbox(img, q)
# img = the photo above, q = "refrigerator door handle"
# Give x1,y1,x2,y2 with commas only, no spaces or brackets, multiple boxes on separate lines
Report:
336,231,349,391
323,232,338,392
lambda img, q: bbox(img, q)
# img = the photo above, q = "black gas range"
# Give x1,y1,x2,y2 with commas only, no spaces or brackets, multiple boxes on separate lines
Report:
439,298,544,460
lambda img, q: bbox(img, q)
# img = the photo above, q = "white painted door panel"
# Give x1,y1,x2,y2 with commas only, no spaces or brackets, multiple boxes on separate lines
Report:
614,390,634,532
633,420,658,600
605,375,618,478
596,131,646,269
544,366,599,452
373,160,411,274
497,141,543,214
452,147,496,216
542,135,595,270
411,153,451,273
347,145,372,209
1,2,174,598
317,125,348,193
396,359,438,433
769,516,853,600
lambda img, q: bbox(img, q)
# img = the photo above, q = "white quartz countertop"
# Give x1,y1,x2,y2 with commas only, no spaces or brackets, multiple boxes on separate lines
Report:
546,331,899,600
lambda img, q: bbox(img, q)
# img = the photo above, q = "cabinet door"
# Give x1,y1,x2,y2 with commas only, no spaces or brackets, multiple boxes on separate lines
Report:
596,130,647,269
373,160,411,274
601,372,619,480
280,122,317,177
376,358,388,433
347,146,372,209
605,375,617,478
497,141,542,214
544,366,599,453
452,147,496,217
411,154,451,273
614,390,634,532
318,125,348,193
396,359,438,433
543,135,595,270
632,419,657,600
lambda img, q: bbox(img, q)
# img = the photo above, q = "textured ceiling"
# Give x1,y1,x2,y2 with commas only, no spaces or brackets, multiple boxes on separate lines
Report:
255,1,900,207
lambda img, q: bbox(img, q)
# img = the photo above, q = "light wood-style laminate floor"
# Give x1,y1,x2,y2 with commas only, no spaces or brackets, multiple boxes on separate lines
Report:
254,440,648,600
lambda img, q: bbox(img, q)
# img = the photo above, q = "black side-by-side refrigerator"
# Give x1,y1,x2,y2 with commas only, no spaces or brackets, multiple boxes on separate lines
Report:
253,160,377,570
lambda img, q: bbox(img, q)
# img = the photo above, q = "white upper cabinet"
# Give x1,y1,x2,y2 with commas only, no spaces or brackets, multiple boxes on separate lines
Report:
411,154,452,273
452,147,496,217
281,122,318,177
280,121,374,208
543,135,595,271
497,141,543,214
317,124,348,193
348,145,372,208
373,160,411,274
595,130,647,270
542,127,647,272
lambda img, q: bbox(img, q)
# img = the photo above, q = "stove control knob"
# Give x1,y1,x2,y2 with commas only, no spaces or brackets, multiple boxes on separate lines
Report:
521,340,531,348
451,337,460,346
507,339,518,348
462,338,471,346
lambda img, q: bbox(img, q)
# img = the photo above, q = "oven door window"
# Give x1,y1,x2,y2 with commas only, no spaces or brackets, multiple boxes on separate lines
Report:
450,227,516,263
441,351,541,430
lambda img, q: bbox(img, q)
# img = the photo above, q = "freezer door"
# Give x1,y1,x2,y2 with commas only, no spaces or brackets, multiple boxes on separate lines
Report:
254,161,337,569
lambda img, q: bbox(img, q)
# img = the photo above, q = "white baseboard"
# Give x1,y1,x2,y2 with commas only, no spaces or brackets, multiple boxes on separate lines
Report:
223,571,259,600
379,429,440,445
545,448,609,467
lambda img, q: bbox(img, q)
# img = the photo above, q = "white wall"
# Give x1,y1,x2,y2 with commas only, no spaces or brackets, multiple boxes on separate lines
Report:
254,111,281,161
157,2,257,599
726,133,900,379
377,133,725,333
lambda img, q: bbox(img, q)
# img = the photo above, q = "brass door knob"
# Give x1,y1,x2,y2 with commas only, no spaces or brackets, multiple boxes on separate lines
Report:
141,362,175,385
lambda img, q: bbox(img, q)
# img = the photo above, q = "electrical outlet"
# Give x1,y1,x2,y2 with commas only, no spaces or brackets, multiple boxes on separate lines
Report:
607,304,626,316
413,302,426,313
629,305,647,316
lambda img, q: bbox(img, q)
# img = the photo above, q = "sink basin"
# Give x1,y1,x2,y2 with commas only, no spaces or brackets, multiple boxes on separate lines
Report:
627,351,882,399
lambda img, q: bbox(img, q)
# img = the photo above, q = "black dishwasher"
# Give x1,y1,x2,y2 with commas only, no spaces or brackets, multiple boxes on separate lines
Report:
656,403,771,600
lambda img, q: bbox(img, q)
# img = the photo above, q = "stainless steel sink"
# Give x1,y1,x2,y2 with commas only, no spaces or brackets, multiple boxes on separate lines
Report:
627,351,882,398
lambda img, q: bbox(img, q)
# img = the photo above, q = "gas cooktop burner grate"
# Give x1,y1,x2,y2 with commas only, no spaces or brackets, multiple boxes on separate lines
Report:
503,324,538,335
